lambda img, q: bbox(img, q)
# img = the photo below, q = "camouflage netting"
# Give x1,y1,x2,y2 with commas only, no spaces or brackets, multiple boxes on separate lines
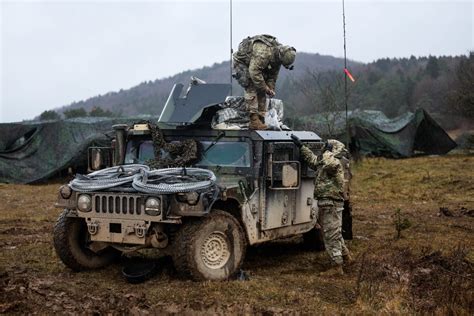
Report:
0,107,456,184
146,122,199,168
309,108,457,158
0,117,158,184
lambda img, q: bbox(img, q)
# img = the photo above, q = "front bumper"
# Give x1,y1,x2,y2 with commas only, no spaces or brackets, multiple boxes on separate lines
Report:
57,192,180,245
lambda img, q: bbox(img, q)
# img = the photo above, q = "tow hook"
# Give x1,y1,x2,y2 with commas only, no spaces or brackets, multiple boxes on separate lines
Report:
134,224,147,238
87,221,99,235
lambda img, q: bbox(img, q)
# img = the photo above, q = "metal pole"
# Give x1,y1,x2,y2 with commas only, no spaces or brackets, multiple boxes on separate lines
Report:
230,0,233,95
342,0,348,147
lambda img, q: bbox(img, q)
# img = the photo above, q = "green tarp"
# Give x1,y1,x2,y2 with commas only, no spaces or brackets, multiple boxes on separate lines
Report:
0,108,456,184
0,117,155,184
312,108,457,158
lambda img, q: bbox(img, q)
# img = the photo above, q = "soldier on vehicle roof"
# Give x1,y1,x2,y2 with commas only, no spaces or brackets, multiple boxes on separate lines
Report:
233,34,296,130
292,136,353,276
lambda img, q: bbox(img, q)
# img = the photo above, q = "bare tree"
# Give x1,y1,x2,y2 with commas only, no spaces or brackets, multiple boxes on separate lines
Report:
293,69,350,138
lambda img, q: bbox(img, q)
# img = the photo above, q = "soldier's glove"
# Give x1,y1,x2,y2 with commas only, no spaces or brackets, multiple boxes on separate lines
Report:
324,141,334,152
265,86,275,97
291,134,303,148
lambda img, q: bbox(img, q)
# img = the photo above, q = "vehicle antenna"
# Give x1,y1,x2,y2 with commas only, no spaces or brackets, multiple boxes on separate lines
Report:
342,0,349,148
230,0,233,95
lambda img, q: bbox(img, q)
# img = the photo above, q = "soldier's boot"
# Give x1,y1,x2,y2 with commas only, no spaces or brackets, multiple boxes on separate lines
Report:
343,253,354,265
258,112,267,124
319,264,344,277
249,113,267,130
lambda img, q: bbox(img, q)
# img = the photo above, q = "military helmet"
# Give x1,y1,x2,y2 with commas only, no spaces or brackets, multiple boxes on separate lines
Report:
279,45,296,69
328,139,348,158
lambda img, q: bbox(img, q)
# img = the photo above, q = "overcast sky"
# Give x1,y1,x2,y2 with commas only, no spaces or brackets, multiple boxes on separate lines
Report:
1,0,472,123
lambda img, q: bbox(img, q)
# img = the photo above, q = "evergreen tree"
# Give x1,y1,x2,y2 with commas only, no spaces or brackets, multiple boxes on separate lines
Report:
89,106,114,117
426,56,440,79
449,52,474,117
39,110,61,121
64,108,87,119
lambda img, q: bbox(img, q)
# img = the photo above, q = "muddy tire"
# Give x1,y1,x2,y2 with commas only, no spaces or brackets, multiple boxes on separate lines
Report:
172,210,246,281
303,227,325,251
53,209,119,271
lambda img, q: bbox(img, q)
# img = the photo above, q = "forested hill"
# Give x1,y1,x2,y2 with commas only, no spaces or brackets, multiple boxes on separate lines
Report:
57,52,356,116
52,52,472,129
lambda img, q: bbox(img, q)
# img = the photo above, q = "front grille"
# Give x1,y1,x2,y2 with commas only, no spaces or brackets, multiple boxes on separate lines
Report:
92,194,144,215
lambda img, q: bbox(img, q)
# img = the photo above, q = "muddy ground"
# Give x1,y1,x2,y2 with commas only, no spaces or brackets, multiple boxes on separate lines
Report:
0,155,473,315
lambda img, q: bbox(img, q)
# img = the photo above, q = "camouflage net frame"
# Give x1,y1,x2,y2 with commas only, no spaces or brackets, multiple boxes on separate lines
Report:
146,122,200,169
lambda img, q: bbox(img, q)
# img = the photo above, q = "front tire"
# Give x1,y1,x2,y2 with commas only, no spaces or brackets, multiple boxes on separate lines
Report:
53,209,119,271
172,210,246,281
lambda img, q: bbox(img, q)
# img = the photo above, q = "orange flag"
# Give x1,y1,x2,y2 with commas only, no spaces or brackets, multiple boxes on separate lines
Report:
344,68,355,82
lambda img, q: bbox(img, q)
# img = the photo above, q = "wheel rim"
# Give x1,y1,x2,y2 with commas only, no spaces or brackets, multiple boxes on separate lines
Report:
200,231,231,269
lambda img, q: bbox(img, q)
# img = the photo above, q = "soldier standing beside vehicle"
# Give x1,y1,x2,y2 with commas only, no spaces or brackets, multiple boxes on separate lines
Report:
328,139,353,240
233,34,296,130
292,135,352,276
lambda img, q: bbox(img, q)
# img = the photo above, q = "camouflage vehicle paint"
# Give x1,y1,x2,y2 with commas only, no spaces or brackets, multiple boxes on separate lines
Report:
53,82,340,281
54,124,333,280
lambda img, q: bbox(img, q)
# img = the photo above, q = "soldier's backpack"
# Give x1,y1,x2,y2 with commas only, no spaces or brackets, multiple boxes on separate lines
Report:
233,34,280,65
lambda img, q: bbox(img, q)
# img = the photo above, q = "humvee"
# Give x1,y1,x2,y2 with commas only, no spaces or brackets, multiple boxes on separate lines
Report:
53,82,351,281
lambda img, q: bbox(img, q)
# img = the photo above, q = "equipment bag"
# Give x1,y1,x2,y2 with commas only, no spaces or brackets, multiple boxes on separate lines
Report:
233,34,280,65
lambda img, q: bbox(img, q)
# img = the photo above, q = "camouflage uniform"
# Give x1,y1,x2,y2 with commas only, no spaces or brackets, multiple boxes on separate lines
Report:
300,145,350,266
233,35,295,129
328,139,351,200
233,35,281,115
329,139,353,240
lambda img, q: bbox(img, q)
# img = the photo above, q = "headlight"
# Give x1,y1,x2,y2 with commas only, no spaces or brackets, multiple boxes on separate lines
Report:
145,197,160,209
59,185,72,199
77,194,92,212
145,197,161,216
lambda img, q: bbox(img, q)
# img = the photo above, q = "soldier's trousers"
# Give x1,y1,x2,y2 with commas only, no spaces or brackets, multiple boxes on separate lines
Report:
244,85,267,115
233,62,267,115
319,200,349,265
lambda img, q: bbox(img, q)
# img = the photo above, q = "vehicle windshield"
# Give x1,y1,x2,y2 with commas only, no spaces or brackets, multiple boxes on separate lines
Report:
196,141,250,167
125,140,251,168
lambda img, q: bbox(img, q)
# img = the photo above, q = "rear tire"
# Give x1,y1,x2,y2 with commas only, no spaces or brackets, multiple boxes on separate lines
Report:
342,200,353,240
53,209,119,271
172,210,246,281
303,227,325,251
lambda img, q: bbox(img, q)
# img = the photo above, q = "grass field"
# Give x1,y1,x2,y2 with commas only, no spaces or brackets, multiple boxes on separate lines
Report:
1,155,473,314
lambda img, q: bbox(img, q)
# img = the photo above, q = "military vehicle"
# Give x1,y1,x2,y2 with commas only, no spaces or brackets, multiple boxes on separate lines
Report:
53,82,351,281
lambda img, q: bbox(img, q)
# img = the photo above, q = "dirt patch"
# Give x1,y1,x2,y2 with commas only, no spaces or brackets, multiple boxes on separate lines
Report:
438,206,474,217
1,270,149,314
353,246,474,314
0,226,47,236
408,247,473,313
0,267,308,315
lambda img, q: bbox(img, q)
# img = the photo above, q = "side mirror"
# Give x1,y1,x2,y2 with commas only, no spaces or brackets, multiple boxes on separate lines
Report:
88,147,112,172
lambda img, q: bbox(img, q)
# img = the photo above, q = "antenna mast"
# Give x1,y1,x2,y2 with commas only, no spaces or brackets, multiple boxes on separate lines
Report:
230,0,233,95
342,0,348,146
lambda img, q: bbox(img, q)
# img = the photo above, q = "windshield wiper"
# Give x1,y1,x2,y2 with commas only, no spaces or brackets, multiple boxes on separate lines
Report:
203,131,225,154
